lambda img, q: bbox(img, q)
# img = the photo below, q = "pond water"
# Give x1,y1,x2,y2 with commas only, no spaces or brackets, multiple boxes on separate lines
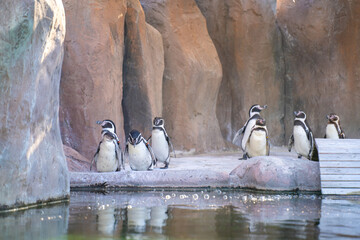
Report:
1,189,360,239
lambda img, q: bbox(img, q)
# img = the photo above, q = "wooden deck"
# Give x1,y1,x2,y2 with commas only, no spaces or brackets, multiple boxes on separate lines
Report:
316,139,360,195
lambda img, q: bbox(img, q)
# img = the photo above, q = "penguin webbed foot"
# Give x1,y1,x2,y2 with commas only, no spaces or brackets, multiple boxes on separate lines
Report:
161,162,169,169
238,153,248,160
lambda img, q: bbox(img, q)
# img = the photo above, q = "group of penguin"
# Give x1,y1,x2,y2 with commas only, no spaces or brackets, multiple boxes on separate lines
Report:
232,104,345,161
90,117,175,172
90,104,346,172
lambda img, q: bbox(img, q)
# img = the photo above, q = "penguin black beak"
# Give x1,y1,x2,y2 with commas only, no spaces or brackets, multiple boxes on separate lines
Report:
262,105,268,109
326,115,330,120
96,120,102,125
294,111,299,116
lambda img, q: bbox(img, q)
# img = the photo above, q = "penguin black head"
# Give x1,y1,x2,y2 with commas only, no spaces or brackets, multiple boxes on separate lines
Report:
327,113,339,123
294,111,306,120
128,129,143,146
153,117,164,127
97,119,116,134
101,130,116,141
249,104,267,117
255,118,266,126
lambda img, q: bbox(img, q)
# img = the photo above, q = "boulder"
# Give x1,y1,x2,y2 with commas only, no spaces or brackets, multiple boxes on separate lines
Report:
0,0,69,209
60,0,127,159
141,0,225,152
122,0,164,138
229,156,321,191
195,0,285,145
277,0,360,140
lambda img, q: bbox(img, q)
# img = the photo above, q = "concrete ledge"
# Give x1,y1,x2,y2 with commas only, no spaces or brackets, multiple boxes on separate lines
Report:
70,149,321,192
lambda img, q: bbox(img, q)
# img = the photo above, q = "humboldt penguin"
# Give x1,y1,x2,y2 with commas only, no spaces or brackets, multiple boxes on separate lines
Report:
245,118,270,158
150,117,175,169
126,130,156,171
91,130,122,172
325,113,345,139
233,104,268,159
288,111,318,161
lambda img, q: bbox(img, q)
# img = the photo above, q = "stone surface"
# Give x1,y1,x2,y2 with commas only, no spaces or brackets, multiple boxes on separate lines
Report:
195,0,285,145
141,0,225,152
123,0,164,138
70,148,320,192
277,0,360,140
0,0,69,209
60,0,127,159
229,156,321,191
63,145,92,172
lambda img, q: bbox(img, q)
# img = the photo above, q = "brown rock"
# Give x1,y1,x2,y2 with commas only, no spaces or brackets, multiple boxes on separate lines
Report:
60,0,127,159
0,0,69,209
277,0,360,139
123,0,164,138
229,156,321,191
63,145,93,172
141,0,225,152
195,0,285,145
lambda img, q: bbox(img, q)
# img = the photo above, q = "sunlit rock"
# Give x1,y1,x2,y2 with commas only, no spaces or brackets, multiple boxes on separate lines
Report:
0,0,69,209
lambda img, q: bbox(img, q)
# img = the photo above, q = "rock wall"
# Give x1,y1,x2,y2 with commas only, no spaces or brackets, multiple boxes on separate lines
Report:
277,0,360,140
0,0,69,209
122,0,164,139
60,0,127,159
195,0,285,145
141,0,225,152
61,0,360,164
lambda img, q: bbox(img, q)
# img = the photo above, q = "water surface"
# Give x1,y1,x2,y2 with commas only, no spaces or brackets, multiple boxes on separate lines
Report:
1,190,360,239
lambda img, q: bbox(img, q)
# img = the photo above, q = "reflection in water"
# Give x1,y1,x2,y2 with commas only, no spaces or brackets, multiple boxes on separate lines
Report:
96,206,116,236
0,202,68,240
1,191,360,239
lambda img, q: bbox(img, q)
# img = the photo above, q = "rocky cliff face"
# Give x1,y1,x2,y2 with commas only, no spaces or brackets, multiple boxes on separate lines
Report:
277,0,360,140
0,0,69,209
60,0,360,164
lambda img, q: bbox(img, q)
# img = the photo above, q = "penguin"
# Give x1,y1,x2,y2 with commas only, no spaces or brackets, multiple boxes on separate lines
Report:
245,118,270,158
125,130,156,171
150,117,175,169
288,111,318,161
232,104,268,160
325,113,345,139
91,130,122,172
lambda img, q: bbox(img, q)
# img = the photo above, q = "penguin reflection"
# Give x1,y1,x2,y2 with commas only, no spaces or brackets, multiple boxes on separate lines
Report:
149,206,168,233
96,206,117,236
126,206,169,233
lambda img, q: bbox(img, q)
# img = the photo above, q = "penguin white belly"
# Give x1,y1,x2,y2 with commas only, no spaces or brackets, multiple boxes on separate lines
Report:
128,143,152,171
96,141,118,172
293,126,311,157
241,119,256,151
325,124,339,139
151,130,169,163
246,131,267,157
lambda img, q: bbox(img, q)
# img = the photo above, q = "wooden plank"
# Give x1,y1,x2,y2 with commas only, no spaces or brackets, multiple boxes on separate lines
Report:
321,188,360,195
321,175,360,181
319,161,360,168
321,181,360,188
316,139,360,154
318,147,360,154
320,168,360,175
319,153,360,161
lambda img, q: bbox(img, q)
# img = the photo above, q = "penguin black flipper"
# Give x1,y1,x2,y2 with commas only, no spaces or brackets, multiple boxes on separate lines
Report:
232,126,245,146
91,142,102,171
288,134,294,152
114,140,121,171
144,139,157,166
